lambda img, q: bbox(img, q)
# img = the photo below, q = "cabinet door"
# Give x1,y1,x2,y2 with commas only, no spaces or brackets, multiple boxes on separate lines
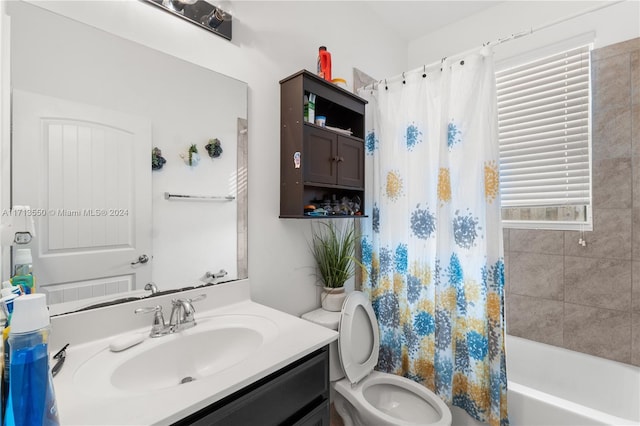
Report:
337,136,364,188
304,126,338,185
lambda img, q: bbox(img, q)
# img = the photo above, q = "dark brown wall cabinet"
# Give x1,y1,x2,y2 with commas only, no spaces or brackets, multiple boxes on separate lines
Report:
280,70,367,218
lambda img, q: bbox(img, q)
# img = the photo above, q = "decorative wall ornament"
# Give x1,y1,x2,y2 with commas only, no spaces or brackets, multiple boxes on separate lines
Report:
205,138,223,158
180,144,200,166
151,147,167,170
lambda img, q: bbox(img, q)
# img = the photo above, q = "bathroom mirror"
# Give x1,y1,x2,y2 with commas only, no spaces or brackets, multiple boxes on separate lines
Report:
2,1,248,315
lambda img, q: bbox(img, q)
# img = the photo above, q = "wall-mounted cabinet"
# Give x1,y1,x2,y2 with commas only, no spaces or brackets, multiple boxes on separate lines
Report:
280,70,367,219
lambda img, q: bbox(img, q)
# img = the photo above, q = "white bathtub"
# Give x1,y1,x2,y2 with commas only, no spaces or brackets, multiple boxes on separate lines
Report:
505,335,640,426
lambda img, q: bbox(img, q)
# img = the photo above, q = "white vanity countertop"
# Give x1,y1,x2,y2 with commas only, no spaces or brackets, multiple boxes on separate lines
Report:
51,283,338,425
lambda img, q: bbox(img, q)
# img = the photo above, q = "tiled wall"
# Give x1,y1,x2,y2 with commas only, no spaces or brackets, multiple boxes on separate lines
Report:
504,37,640,367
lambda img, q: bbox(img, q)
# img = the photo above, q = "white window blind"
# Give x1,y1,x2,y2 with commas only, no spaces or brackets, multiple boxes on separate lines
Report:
497,45,591,210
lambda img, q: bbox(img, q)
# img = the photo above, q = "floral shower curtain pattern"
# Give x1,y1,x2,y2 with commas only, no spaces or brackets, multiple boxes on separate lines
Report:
358,49,508,426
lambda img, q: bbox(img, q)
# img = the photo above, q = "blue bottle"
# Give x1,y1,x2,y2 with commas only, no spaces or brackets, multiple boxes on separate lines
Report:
3,294,59,426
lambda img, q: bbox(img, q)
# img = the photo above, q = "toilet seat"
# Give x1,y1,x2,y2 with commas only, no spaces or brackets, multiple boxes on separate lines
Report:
337,291,379,384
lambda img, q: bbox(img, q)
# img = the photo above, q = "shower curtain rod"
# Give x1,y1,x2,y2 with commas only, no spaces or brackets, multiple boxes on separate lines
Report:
362,0,624,91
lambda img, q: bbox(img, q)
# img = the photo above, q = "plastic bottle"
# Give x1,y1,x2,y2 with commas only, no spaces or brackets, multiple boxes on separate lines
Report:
11,249,33,295
0,288,18,422
317,46,332,81
307,93,316,124
1,323,9,423
3,294,59,426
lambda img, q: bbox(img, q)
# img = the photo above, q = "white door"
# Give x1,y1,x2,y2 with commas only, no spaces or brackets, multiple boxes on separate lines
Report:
12,89,152,298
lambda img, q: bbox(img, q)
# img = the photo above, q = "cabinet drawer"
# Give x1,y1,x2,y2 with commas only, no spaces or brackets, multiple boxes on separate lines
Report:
174,347,329,426
292,399,329,426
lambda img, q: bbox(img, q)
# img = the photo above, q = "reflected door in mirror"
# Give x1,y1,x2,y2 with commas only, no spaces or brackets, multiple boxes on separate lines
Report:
12,90,152,301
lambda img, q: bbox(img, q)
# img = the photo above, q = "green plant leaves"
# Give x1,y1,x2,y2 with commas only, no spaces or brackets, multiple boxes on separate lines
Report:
310,221,359,288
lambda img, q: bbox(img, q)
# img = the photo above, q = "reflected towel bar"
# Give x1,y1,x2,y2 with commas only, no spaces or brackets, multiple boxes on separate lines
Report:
164,192,235,201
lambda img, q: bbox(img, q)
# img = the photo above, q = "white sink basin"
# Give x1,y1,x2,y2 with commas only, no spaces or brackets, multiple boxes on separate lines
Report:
73,314,279,396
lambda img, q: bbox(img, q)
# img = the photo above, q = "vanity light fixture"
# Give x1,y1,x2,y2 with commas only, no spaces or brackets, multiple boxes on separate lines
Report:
143,0,232,40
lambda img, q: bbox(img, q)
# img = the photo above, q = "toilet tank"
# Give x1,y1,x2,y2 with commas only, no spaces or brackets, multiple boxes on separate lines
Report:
301,308,345,381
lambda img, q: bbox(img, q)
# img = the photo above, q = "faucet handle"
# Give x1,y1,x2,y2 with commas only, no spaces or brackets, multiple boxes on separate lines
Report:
188,294,207,304
135,305,168,337
135,305,162,315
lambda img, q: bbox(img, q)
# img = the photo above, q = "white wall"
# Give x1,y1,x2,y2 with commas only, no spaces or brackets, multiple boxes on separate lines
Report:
22,0,408,316
407,1,640,69
17,1,637,318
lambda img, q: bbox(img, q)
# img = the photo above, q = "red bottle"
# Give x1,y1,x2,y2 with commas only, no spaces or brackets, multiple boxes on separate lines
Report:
317,46,332,81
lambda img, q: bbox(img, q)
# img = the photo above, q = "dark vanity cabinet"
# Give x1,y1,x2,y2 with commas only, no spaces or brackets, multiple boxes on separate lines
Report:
280,70,367,218
173,346,330,426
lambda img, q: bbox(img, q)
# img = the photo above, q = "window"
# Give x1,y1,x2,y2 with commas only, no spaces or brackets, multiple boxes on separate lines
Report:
497,44,592,230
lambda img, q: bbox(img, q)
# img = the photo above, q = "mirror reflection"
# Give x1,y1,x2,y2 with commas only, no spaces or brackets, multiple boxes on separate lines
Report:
3,1,248,316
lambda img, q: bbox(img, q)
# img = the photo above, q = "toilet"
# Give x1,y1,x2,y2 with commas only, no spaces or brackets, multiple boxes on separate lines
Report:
302,291,452,426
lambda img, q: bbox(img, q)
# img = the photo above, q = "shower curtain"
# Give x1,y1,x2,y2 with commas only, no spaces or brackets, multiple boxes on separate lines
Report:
358,48,508,426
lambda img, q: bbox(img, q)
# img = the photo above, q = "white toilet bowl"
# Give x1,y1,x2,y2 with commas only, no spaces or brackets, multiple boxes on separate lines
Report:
333,370,451,426
304,291,452,426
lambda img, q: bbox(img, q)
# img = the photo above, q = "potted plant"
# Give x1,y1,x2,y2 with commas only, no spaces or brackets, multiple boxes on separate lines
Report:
310,221,360,311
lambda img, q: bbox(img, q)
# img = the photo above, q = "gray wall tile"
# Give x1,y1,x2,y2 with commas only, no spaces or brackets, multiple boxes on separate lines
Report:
564,209,632,259
564,303,631,363
633,208,640,259
509,252,563,300
504,253,510,296
506,294,564,346
633,106,640,160
632,313,640,366
592,38,640,61
633,159,640,209
592,158,632,209
631,51,639,106
593,105,631,160
564,256,631,311
503,228,509,253
509,229,563,254
593,53,631,112
633,261,640,312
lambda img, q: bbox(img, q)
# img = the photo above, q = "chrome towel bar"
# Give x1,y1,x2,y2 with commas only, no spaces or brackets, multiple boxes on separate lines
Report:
164,192,235,201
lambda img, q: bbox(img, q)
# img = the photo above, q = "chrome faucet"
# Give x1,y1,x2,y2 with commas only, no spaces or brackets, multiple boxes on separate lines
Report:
144,282,158,295
135,294,207,337
169,298,196,331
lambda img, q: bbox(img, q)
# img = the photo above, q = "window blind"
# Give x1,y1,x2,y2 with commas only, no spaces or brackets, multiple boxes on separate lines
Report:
497,45,591,208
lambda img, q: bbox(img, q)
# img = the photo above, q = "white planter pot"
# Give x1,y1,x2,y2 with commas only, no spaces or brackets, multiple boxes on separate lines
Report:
321,287,346,312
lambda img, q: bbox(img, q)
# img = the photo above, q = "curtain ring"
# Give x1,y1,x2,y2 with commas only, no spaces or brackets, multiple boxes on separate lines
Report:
402,72,406,84
385,79,388,90
460,60,465,66
422,65,426,78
